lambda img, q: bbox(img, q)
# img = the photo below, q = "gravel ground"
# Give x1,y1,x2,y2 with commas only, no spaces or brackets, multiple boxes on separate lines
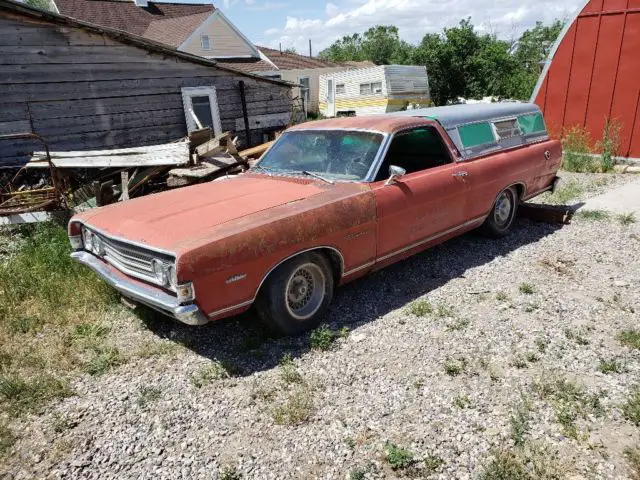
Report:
2,172,640,479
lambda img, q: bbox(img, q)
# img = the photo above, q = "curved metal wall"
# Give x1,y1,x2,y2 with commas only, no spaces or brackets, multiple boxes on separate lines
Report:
532,0,640,159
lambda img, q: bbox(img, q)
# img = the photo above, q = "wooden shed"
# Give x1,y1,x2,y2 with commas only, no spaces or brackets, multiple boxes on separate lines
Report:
531,0,640,159
0,0,294,168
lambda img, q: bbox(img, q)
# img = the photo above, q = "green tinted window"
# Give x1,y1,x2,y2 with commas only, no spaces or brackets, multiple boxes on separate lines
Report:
517,113,545,134
458,122,495,148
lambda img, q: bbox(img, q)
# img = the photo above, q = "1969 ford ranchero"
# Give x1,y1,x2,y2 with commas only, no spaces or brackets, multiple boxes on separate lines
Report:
69,103,562,334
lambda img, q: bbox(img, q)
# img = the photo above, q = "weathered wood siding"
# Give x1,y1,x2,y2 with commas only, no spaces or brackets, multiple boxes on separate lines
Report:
0,14,292,167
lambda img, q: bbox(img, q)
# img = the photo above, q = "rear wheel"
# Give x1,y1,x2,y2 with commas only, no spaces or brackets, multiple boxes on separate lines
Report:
255,252,334,335
481,186,519,238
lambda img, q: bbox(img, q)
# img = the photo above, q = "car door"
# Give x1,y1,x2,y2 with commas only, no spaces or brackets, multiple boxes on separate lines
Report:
371,126,469,261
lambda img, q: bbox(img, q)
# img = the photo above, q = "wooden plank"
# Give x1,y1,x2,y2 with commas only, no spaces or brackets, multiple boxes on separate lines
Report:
2,62,229,84
0,77,237,103
0,28,114,47
519,203,574,224
0,46,174,64
0,120,31,135
32,140,189,158
0,102,29,122
29,95,183,120
31,109,184,137
239,141,275,159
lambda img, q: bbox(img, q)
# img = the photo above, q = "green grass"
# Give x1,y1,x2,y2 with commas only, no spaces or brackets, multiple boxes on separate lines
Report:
509,398,532,446
219,465,241,480
384,442,415,470
479,444,565,480
0,373,72,415
617,330,640,350
564,328,590,346
435,303,455,318
546,180,584,204
0,223,120,419
84,347,123,375
447,318,470,331
453,394,472,409
534,337,547,353
495,291,508,302
617,212,637,225
622,388,640,426
349,469,366,480
518,283,535,295
575,209,610,221
0,423,16,455
624,446,640,480
406,299,433,317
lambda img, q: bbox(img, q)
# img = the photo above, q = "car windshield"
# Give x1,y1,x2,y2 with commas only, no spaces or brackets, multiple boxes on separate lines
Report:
254,130,384,181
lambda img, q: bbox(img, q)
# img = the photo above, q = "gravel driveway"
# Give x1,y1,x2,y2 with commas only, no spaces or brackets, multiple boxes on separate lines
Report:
3,173,640,480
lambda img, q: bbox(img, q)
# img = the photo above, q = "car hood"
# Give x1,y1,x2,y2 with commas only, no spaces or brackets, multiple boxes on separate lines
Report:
75,174,326,253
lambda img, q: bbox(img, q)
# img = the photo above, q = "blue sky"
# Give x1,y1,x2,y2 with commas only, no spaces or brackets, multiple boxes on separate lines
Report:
214,0,581,54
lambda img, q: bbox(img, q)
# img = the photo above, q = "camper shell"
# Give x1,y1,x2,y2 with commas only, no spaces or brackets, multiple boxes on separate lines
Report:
319,65,430,117
392,102,549,160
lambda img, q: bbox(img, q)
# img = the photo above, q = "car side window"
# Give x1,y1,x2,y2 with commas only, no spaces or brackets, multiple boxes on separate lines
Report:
375,127,452,182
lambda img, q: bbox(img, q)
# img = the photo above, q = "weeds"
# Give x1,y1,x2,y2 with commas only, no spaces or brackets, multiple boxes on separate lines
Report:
310,324,338,350
547,180,584,204
453,394,472,409
219,465,241,480
279,353,303,384
384,442,415,470
349,469,366,480
617,213,637,226
622,388,640,426
137,386,162,409
625,446,640,480
518,283,535,295
137,341,178,359
406,299,433,317
436,303,455,318
617,330,640,350
564,328,590,346
0,423,16,455
479,443,565,480
496,291,508,302
598,358,626,374
85,347,123,375
190,361,231,388
534,337,547,353
510,397,532,446
562,126,595,173
444,357,467,376
596,118,621,172
272,388,314,425
447,318,470,331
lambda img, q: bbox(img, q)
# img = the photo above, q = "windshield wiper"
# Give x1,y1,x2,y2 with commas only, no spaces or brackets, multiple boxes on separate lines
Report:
301,170,334,185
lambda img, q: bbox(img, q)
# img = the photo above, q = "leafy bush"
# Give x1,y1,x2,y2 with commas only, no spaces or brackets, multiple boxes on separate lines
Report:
596,118,621,172
562,126,596,172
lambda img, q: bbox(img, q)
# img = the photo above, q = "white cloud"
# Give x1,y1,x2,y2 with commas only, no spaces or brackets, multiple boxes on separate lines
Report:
262,0,579,53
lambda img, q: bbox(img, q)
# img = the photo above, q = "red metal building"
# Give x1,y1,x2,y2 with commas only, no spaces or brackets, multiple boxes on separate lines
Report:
531,0,640,159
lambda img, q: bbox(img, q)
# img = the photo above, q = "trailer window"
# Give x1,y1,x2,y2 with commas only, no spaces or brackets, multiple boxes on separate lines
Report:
359,82,383,95
517,113,546,135
492,118,521,140
336,83,346,95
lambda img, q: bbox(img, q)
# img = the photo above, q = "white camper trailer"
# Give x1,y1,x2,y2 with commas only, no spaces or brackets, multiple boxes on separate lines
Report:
319,65,430,117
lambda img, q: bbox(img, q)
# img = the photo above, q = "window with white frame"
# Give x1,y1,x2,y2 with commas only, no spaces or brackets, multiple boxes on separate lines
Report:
336,83,346,95
181,86,222,134
200,35,211,51
359,82,383,95
299,77,311,108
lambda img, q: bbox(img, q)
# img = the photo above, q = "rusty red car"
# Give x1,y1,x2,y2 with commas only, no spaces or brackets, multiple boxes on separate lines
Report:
69,103,562,334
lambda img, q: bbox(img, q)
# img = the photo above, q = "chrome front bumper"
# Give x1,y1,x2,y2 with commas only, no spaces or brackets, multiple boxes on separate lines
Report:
71,251,208,326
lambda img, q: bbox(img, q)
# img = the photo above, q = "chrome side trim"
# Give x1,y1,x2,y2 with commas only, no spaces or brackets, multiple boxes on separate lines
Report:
71,251,207,326
70,219,177,258
208,300,254,318
376,216,486,263
343,261,375,277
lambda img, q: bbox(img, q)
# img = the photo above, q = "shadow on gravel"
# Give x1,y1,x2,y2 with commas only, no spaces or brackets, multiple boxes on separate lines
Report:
138,217,563,376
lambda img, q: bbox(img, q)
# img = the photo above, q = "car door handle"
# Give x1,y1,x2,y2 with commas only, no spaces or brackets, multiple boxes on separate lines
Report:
452,171,468,177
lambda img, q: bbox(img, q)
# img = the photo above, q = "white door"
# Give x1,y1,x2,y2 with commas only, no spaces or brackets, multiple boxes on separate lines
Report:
326,78,335,117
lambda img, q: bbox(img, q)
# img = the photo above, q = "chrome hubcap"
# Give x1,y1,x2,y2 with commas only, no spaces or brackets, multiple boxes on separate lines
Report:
285,263,326,320
494,191,513,226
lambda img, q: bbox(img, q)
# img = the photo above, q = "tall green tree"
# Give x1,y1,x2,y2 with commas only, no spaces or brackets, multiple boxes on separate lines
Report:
24,0,54,11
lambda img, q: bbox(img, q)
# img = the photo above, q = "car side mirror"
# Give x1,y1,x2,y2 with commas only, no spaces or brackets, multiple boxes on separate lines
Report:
385,165,406,185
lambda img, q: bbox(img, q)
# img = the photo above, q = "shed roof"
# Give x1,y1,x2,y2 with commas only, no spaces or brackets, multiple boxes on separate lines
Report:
0,0,291,88
393,103,542,129
257,46,344,70
141,10,212,47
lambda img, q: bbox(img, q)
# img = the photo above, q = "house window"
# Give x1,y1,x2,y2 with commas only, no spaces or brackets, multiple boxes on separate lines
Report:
181,86,222,134
201,35,211,50
336,83,346,95
359,82,383,95
299,77,311,108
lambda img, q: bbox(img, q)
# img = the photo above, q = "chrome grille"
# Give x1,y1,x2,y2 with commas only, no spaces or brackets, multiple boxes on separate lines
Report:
87,230,173,287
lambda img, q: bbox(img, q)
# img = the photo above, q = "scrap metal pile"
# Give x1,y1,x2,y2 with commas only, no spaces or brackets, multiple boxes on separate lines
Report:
0,129,274,222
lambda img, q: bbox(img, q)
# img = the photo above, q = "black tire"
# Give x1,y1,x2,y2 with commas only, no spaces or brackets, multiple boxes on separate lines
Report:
481,186,519,238
255,252,334,335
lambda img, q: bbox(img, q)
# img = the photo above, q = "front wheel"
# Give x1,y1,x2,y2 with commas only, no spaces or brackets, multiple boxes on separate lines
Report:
255,252,334,335
481,186,519,238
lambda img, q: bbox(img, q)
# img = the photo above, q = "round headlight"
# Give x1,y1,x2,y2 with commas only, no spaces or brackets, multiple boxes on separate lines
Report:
152,259,169,286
